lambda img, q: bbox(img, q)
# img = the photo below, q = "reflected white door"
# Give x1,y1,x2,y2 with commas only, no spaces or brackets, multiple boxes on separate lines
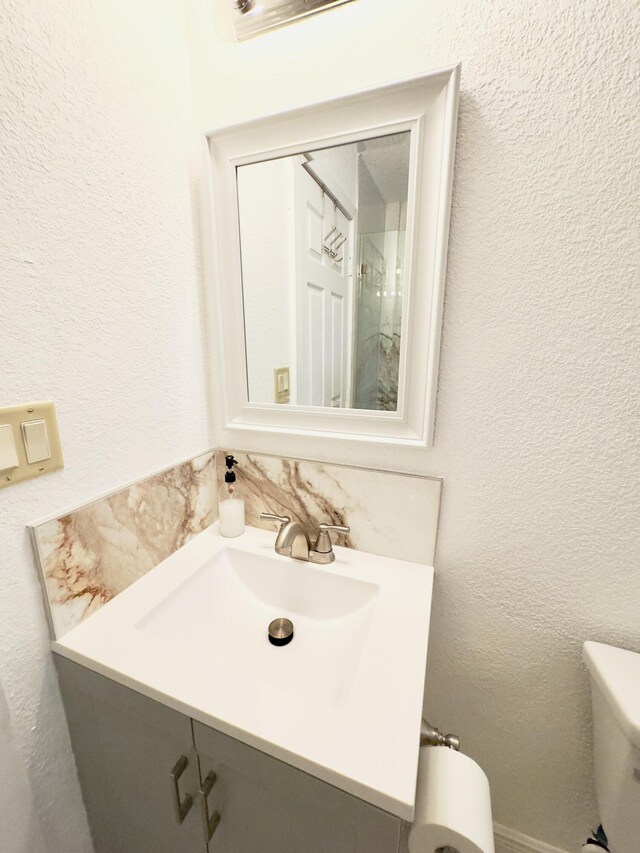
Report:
295,169,352,407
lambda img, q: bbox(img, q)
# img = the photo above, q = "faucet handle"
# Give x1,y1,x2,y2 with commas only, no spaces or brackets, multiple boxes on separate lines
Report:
315,523,350,555
261,512,290,529
318,523,350,535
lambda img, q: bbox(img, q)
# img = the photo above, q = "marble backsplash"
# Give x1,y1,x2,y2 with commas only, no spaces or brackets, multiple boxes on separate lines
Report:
32,447,441,640
30,451,217,639
217,451,442,565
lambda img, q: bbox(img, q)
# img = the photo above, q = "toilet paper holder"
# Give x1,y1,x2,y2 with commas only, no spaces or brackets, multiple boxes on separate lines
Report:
411,723,494,853
420,719,461,752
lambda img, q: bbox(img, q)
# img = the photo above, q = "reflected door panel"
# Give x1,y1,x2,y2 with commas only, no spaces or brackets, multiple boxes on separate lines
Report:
305,283,324,406
295,168,351,408
331,292,345,407
304,177,324,262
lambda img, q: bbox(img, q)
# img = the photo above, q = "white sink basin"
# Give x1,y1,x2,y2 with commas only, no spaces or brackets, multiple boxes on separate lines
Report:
53,523,434,820
138,547,379,707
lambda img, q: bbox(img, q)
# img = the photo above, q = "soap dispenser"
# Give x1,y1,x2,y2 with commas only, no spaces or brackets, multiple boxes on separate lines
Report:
218,455,245,537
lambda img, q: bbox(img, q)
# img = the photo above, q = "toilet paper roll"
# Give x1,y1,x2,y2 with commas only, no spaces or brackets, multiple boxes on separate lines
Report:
408,746,495,853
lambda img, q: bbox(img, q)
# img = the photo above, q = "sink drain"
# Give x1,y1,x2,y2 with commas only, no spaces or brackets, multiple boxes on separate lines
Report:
268,617,294,647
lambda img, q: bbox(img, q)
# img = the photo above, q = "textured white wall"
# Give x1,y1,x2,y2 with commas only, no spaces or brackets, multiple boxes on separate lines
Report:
0,1,209,849
190,0,640,849
2,0,638,849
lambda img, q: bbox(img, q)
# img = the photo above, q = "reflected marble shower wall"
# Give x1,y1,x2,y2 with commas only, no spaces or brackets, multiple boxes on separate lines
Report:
30,451,216,639
217,451,441,565
377,211,405,411
353,206,406,411
377,330,401,410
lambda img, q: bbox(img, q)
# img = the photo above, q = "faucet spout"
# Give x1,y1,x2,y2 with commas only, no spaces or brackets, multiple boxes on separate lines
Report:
274,520,310,561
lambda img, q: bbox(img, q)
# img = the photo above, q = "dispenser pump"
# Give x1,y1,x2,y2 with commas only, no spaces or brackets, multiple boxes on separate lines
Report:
219,454,245,538
224,455,238,484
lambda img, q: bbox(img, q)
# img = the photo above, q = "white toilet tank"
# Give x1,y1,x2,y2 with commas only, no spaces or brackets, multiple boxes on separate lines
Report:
583,641,640,853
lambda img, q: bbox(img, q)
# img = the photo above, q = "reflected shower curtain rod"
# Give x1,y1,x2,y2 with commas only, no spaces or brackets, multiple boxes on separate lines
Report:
300,159,352,221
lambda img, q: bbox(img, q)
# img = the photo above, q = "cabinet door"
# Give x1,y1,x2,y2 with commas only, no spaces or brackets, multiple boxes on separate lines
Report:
193,721,401,853
56,655,206,853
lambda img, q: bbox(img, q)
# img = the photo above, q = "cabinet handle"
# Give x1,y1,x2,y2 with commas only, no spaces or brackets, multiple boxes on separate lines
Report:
169,755,193,824
200,771,221,842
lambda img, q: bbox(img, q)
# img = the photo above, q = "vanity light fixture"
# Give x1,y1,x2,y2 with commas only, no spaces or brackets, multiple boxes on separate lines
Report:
233,0,265,15
231,0,358,40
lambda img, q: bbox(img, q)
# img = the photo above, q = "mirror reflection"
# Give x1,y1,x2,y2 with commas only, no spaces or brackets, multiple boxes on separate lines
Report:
237,131,411,411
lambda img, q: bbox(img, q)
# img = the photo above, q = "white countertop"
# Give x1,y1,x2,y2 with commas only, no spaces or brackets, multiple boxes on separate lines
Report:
53,523,434,820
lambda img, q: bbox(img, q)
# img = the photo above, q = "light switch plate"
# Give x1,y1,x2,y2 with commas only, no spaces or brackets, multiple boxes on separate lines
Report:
273,367,290,404
0,402,63,490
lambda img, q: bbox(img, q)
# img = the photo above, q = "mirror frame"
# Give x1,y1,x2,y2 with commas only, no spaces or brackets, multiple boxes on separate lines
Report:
203,66,460,449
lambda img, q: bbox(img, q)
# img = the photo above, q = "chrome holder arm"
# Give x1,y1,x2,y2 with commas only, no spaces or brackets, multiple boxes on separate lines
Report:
420,719,460,751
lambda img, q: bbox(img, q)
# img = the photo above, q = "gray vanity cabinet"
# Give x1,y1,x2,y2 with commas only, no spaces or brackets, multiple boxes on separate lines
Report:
56,656,204,853
193,721,402,853
56,656,402,853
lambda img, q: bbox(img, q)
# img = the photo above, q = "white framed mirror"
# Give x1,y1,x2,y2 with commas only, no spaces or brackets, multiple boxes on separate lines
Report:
203,66,460,449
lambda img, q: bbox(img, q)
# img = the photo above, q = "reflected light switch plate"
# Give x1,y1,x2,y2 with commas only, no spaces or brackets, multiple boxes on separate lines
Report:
273,367,291,404
0,425,19,471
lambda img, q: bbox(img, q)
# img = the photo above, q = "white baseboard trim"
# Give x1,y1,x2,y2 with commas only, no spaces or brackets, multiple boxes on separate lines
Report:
494,823,571,853
399,821,572,853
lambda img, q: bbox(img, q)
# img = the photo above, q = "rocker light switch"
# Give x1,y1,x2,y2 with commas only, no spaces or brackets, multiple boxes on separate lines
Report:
21,419,51,464
0,425,19,471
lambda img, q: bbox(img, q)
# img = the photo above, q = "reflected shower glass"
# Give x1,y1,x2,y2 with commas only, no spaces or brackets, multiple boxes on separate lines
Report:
237,131,411,412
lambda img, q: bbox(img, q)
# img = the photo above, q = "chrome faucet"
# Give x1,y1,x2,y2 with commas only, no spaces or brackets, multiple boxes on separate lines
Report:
261,513,350,565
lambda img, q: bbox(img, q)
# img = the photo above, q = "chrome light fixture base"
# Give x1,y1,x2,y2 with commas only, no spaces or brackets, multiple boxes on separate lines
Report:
232,0,358,41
